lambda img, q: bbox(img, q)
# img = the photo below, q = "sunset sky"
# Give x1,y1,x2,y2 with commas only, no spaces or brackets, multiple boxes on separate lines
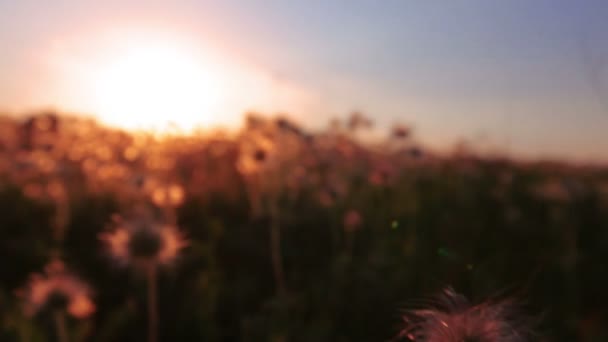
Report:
1,1,607,162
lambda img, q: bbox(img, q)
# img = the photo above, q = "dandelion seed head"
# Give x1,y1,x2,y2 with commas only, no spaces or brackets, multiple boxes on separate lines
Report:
254,148,267,162
100,215,187,268
392,124,411,139
128,227,164,259
400,288,532,342
20,260,95,319
151,184,185,207
343,209,362,232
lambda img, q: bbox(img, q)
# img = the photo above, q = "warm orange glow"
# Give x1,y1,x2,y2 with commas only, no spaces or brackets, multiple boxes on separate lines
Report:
22,260,95,319
41,27,316,133
87,39,228,131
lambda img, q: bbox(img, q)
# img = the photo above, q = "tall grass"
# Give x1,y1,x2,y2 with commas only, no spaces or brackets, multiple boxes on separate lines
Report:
0,112,606,341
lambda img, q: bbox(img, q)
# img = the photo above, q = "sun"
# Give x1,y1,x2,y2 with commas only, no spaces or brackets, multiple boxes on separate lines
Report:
86,37,229,131
40,28,314,132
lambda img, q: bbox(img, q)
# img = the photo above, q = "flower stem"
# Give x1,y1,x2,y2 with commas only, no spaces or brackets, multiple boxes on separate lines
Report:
54,310,69,342
147,263,158,342
269,197,287,296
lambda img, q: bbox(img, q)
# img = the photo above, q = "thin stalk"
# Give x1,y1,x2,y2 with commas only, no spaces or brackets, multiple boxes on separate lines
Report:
54,310,69,342
345,231,355,260
53,198,70,243
18,319,30,342
269,196,287,296
165,205,177,226
147,263,158,342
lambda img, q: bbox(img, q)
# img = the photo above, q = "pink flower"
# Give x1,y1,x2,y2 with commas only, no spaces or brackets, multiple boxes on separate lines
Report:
400,288,532,342
343,210,362,232
20,260,95,319
99,213,187,270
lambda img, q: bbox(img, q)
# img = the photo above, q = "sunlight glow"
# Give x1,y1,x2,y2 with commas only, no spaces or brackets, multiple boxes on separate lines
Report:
87,39,228,131
39,27,316,133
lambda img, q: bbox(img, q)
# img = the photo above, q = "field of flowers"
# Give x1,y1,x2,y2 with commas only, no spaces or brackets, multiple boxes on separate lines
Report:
0,112,607,341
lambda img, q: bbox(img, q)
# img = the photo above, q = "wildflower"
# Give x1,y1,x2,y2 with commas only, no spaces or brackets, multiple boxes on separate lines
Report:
369,160,396,186
275,116,304,137
318,188,338,208
392,124,411,139
236,132,276,175
531,179,570,202
399,288,532,342
151,184,185,207
253,148,267,163
99,213,187,270
347,111,373,131
245,112,266,130
407,146,424,159
19,260,95,319
20,113,59,151
343,209,362,232
100,211,187,342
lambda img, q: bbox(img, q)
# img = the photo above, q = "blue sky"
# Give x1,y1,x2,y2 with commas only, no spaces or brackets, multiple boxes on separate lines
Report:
1,1,608,161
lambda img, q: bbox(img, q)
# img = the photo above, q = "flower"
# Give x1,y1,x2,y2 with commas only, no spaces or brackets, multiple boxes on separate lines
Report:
531,179,571,203
343,209,362,232
236,132,276,176
347,111,373,131
391,124,411,139
20,260,95,319
99,213,187,269
399,288,532,342
151,183,185,207
368,159,396,186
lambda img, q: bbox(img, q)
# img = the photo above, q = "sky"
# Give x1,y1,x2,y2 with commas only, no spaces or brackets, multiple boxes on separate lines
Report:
1,0,608,162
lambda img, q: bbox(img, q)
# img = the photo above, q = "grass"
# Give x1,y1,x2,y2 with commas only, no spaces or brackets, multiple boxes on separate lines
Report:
0,111,607,341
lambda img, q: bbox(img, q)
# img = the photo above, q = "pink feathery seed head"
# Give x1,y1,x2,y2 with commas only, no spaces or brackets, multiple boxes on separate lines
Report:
399,288,533,342
392,124,411,139
343,209,363,232
99,212,188,269
19,260,95,319
236,132,276,176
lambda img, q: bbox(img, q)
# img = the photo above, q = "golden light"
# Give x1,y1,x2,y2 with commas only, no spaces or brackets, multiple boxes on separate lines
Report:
37,27,318,132
87,39,228,131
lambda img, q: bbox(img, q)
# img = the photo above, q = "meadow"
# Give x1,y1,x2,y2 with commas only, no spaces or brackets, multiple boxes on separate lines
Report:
0,112,607,341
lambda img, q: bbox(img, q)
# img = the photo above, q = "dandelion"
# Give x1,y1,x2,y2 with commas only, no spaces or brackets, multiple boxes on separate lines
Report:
99,212,187,342
236,121,292,296
399,288,533,342
407,146,424,159
20,113,59,151
368,160,396,186
245,112,266,130
275,116,304,137
531,179,570,203
347,111,373,131
343,209,362,233
150,183,185,224
19,260,95,342
236,132,276,176
318,188,338,208
99,213,187,270
392,124,411,139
